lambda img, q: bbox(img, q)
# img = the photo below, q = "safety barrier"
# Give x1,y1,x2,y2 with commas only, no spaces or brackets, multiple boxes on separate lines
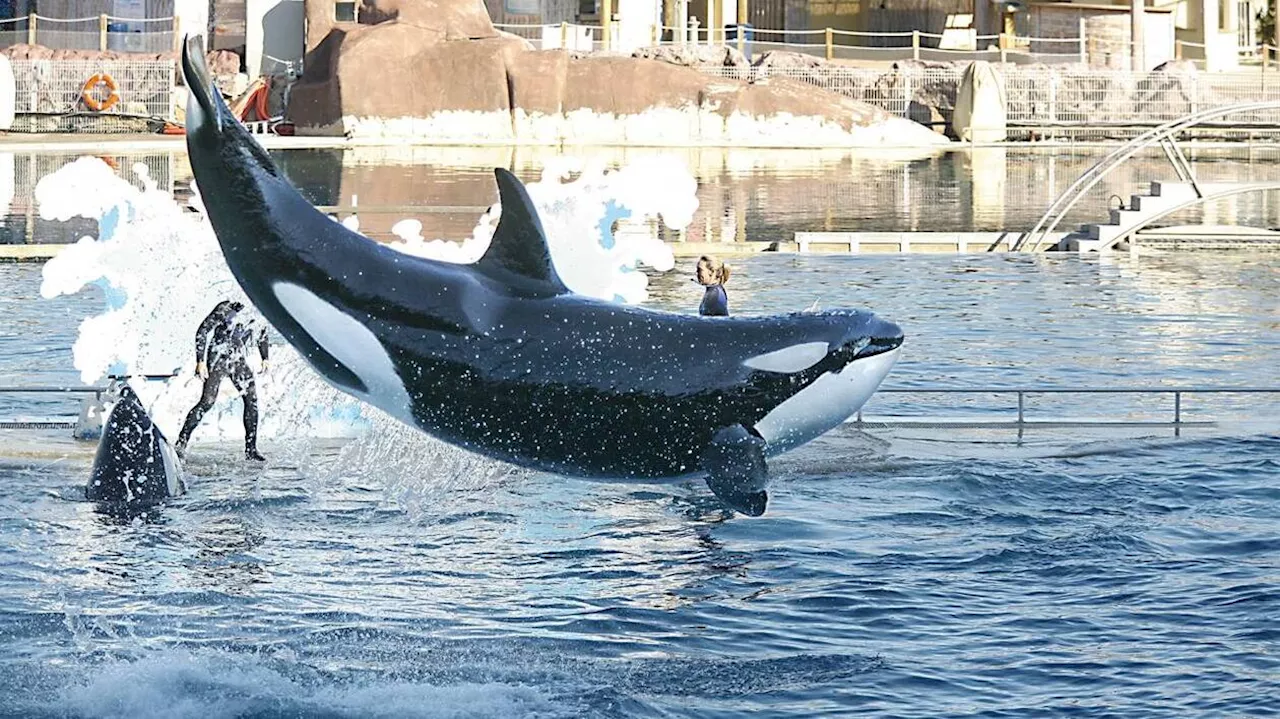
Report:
7,58,175,132
0,14,178,53
492,21,1272,69
695,63,1280,139
856,386,1280,429
2,385,1277,432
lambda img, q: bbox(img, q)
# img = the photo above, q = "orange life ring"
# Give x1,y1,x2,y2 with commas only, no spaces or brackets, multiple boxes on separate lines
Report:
82,73,120,112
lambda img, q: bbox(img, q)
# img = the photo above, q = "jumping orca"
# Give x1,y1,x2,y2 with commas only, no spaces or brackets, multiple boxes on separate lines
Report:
180,37,903,515
85,384,185,503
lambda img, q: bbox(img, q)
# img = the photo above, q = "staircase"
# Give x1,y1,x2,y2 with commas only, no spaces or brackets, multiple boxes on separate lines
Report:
1068,181,1276,252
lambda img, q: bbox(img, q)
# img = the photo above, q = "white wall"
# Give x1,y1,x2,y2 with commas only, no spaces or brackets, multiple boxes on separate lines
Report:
616,0,660,51
172,0,210,44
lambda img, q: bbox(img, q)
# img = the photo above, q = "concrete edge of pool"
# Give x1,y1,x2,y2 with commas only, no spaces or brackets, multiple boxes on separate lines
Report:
4,134,1280,154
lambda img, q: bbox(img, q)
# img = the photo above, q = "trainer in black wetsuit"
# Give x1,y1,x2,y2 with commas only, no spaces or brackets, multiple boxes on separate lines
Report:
175,300,269,461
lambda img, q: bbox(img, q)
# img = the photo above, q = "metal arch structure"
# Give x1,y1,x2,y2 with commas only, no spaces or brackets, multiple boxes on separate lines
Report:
1092,181,1280,252
1014,101,1280,253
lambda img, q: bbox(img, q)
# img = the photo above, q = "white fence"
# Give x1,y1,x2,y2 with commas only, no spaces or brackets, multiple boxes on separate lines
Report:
696,64,1280,139
9,59,175,133
0,15,177,54
495,21,1280,70
496,22,1103,65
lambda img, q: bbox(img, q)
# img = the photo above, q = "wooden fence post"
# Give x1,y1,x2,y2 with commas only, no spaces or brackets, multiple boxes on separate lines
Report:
825,27,833,61
602,0,612,51
99,14,108,52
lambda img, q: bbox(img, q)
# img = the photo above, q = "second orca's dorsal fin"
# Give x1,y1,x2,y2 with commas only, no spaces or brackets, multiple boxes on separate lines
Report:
477,168,569,293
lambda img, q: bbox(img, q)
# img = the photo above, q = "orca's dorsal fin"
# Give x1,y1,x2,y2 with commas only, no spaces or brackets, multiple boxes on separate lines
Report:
476,168,569,293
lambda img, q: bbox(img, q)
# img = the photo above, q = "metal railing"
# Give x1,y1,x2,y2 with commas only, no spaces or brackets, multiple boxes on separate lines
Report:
0,14,179,53
856,386,1280,429
694,63,1280,140
1016,100,1280,252
499,21,1108,65
495,20,1280,71
2,384,1277,432
0,385,106,430
8,58,175,132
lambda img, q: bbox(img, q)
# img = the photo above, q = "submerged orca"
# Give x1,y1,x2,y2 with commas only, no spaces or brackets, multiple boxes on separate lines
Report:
181,37,903,515
86,384,185,503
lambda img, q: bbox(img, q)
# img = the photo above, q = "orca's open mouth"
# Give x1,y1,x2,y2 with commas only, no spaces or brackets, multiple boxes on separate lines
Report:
849,317,905,360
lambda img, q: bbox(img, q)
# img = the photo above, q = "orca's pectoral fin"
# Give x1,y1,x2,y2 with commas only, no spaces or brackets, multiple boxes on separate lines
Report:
701,424,769,517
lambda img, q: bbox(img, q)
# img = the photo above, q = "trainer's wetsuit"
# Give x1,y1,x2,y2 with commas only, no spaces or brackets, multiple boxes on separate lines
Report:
176,302,268,457
699,284,729,316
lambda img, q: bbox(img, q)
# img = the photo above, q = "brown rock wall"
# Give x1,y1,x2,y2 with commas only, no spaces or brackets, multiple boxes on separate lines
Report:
561,57,711,116
507,50,569,116
335,35,521,118
290,0,942,144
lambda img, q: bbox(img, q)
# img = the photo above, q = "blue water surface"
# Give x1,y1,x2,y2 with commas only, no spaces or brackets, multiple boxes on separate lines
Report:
1,253,1279,717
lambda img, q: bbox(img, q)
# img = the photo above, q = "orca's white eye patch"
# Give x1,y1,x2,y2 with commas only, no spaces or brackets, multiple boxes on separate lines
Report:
742,342,829,373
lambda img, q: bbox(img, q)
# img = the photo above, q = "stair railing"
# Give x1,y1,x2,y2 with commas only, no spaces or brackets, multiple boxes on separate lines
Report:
1015,101,1280,252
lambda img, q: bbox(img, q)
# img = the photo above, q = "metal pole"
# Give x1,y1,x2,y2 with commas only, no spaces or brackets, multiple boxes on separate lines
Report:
737,0,748,54
1274,0,1279,61
27,13,35,45
826,27,833,60
1079,17,1087,65
1131,0,1144,71
711,0,721,45
99,14,107,52
1017,391,1025,424
912,29,920,60
679,0,688,45
1174,391,1182,423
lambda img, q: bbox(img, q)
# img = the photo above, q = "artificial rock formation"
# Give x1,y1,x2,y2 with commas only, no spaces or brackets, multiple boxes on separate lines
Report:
288,0,946,147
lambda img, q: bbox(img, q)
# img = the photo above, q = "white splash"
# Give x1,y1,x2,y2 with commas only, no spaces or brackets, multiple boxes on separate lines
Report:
37,158,361,442
388,156,692,304
37,154,698,448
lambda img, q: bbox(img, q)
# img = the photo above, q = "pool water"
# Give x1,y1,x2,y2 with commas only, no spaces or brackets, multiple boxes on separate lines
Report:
2,248,1278,716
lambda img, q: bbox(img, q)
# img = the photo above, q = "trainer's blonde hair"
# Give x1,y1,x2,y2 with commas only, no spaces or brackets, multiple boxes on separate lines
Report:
696,255,730,286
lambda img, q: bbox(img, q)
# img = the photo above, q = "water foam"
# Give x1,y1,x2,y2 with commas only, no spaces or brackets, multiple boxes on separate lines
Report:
36,154,696,493
54,649,560,719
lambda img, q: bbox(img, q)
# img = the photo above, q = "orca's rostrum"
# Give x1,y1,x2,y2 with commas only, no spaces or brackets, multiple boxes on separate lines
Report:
181,37,903,515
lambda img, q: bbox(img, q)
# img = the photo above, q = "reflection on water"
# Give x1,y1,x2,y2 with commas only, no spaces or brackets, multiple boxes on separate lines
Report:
0,152,175,244
6,145,1280,245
